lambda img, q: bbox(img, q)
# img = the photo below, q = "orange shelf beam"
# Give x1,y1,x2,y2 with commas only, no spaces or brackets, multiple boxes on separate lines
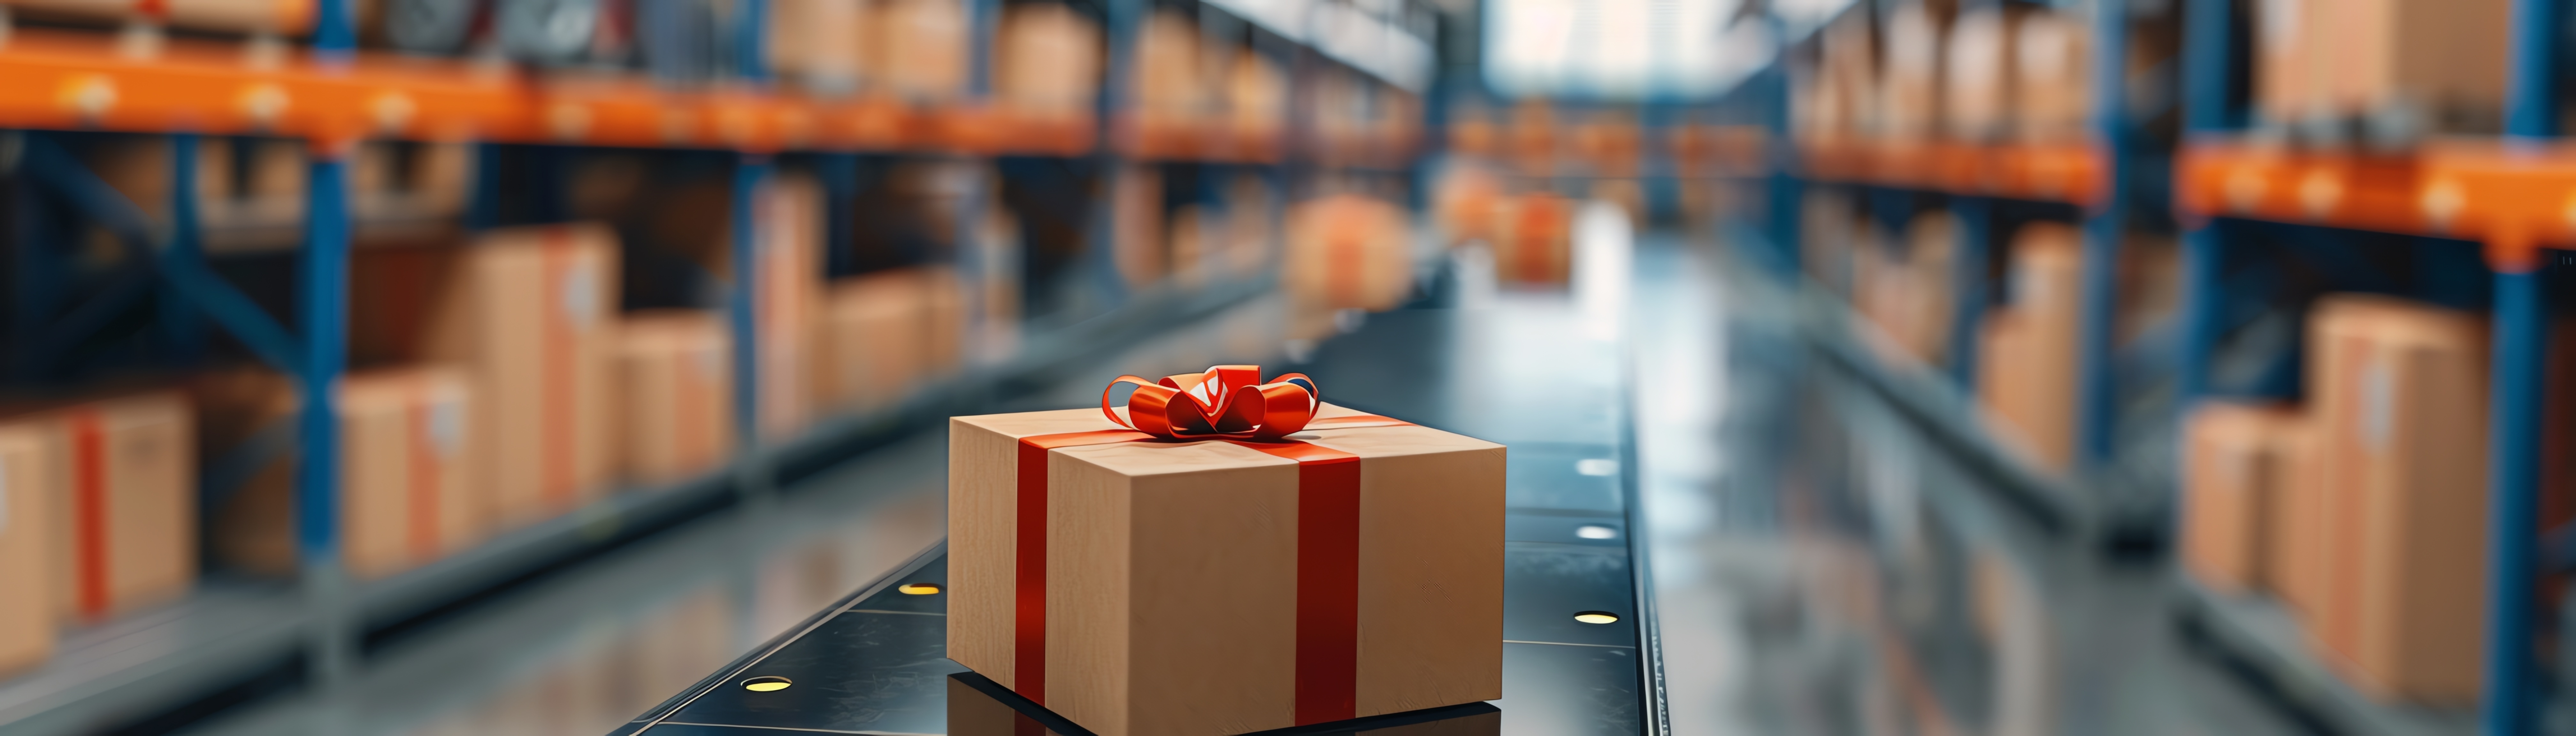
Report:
2178,139,2576,271
1795,136,2106,207
0,28,1098,156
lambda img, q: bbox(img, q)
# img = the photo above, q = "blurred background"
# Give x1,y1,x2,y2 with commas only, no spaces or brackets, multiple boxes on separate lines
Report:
0,0,2561,733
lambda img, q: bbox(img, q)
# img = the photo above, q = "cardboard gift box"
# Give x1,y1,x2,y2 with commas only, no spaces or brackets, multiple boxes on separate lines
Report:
2179,401,2306,594
617,311,735,485
0,422,53,675
948,367,1505,735
14,393,197,622
2304,294,2489,704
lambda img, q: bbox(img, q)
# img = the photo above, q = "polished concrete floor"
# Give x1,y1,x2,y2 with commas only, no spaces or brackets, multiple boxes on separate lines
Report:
170,224,2304,736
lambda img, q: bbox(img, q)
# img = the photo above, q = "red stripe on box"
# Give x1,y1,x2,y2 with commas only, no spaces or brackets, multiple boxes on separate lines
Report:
69,409,110,620
1232,440,1363,724
1012,429,1154,705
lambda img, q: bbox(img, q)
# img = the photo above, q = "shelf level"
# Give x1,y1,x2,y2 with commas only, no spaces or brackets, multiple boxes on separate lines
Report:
1796,136,2106,207
2178,138,2576,269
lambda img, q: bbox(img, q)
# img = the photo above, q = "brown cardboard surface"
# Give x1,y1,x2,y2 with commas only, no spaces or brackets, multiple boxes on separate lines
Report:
0,424,54,675
617,311,734,486
818,273,928,411
1980,224,2080,471
754,175,824,440
37,392,196,622
337,367,483,579
948,403,1503,735
2306,294,2489,704
2179,402,2301,593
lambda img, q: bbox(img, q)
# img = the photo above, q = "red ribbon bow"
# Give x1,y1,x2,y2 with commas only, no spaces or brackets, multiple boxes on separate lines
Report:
1100,364,1321,441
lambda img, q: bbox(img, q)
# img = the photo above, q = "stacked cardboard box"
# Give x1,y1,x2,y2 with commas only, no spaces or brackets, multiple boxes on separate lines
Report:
751,175,825,439
1942,5,2033,142
2254,0,2508,139
1131,10,1213,144
872,0,970,104
335,368,484,579
1113,165,1167,288
2302,295,2489,704
617,311,735,486
767,0,870,96
1876,1,1950,143
1851,211,1958,365
1975,223,2082,471
2179,402,2308,593
0,394,198,623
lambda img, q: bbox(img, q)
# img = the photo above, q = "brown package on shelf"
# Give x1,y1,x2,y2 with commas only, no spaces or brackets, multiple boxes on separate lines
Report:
1943,4,2034,142
337,368,483,578
204,368,486,579
1288,195,1412,311
948,385,1503,736
994,3,1104,128
2270,400,2332,619
2178,402,2305,593
1876,0,1950,143
767,0,870,95
1975,223,2081,471
2304,0,2509,136
816,271,928,412
1131,10,1213,142
1113,165,1167,288
2011,11,2090,145
350,225,621,529
1229,47,1289,152
920,265,969,377
617,311,735,486
2304,295,2489,705
1853,212,1958,365
872,0,970,103
750,175,825,439
15,393,197,623
0,423,54,675
1490,193,1570,287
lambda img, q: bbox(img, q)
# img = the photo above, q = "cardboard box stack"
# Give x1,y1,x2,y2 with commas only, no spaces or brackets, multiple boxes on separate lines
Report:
1851,211,1958,365
2303,295,2489,704
767,0,870,96
872,0,971,104
1877,0,1949,143
617,311,735,486
2253,0,2508,139
1132,10,1213,146
331,368,484,579
1975,223,2081,471
8,393,198,623
351,225,621,529
1113,165,1167,288
751,175,825,439
2179,402,2308,593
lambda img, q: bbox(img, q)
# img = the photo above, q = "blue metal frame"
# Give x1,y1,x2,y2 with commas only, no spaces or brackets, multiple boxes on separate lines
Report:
1948,196,1990,391
162,134,206,366
297,148,349,569
2484,1,2562,733
2174,0,2233,410
731,157,769,444
1762,62,1801,277
2074,0,2131,467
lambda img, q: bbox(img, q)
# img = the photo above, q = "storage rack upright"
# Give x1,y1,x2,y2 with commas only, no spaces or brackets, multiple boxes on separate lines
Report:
0,0,1442,730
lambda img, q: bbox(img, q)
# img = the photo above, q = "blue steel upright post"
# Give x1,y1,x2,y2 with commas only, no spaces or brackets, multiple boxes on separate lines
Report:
2174,0,2232,410
1948,196,1989,391
1763,59,1802,277
2074,0,2129,467
304,0,358,690
2485,0,2561,733
164,134,206,364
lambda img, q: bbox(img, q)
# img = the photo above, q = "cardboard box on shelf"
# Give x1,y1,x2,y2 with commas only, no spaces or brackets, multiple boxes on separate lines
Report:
617,311,734,486
1288,194,1412,310
2319,0,2509,138
2179,402,2305,594
752,174,825,439
1943,4,2032,142
3,0,317,34
352,225,621,529
767,0,870,95
947,399,1503,735
11,393,198,623
1876,0,1949,143
872,0,970,103
0,423,54,675
994,3,1103,126
1976,223,2080,471
1489,193,1570,287
816,272,928,413
2304,295,2489,705
204,367,485,579
2012,11,2089,145
921,265,968,376
1113,165,1167,288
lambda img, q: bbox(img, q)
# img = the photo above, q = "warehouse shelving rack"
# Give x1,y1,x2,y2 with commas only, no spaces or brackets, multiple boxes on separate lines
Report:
1747,0,2143,549
2158,0,2564,733
0,0,1437,729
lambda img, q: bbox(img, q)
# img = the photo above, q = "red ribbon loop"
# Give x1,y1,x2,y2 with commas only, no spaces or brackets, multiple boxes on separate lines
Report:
1099,365,1320,441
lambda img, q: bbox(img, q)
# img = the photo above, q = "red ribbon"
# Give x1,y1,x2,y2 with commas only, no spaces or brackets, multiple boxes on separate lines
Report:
69,409,110,620
1009,367,1407,725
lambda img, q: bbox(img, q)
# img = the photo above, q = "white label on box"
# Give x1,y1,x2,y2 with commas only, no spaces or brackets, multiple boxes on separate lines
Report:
429,400,465,456
2361,358,2394,451
563,268,600,329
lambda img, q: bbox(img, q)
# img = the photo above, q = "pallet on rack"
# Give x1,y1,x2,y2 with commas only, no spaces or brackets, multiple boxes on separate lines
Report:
2171,577,2476,736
